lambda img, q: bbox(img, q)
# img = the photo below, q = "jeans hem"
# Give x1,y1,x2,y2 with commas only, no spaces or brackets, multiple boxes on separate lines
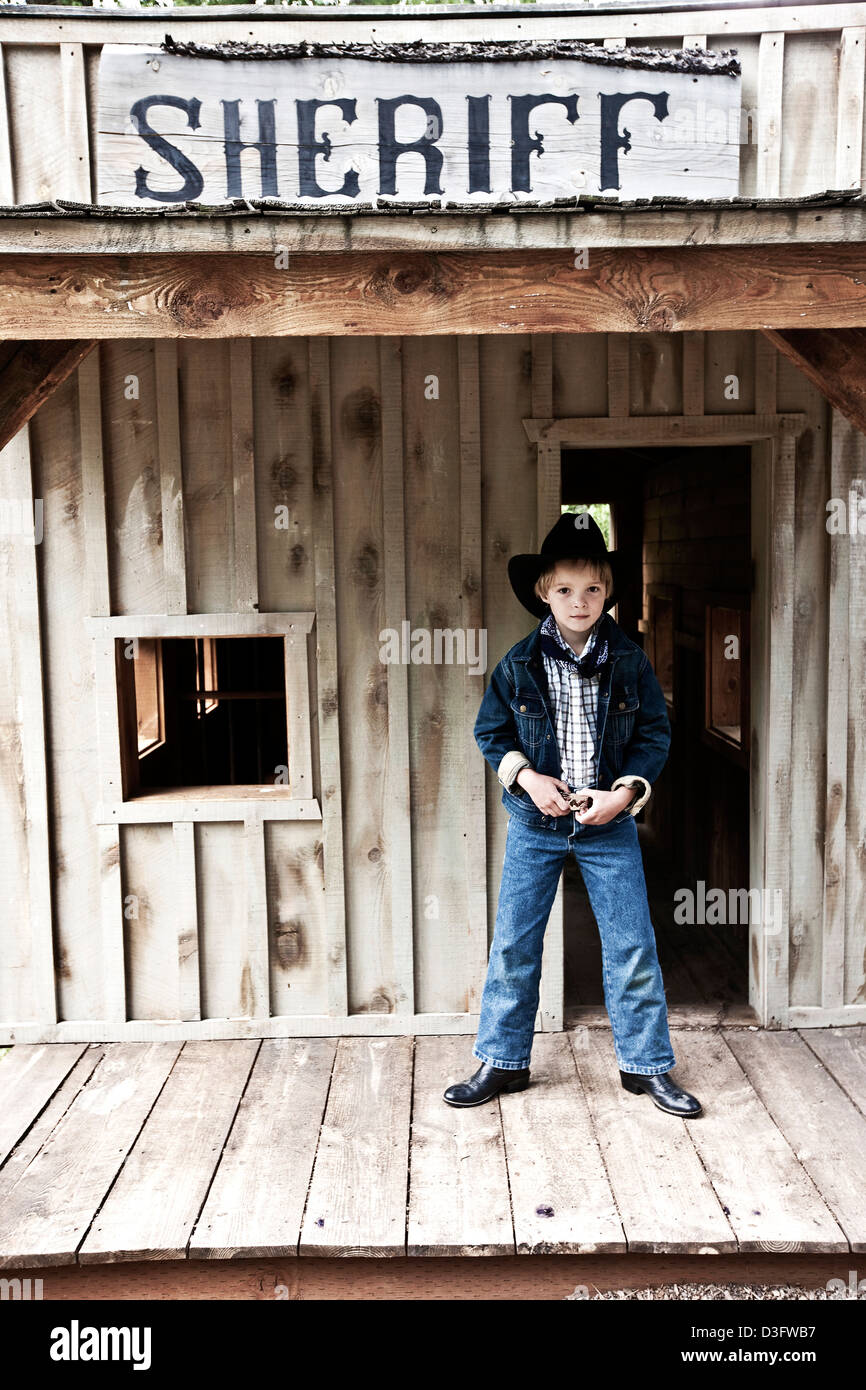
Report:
617,1059,676,1075
472,1047,531,1071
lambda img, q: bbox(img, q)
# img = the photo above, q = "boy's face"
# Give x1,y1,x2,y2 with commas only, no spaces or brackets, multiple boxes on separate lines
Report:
544,561,607,642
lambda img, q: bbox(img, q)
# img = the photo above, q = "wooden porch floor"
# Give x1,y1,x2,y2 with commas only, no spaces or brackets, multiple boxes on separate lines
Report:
1,1025,865,1267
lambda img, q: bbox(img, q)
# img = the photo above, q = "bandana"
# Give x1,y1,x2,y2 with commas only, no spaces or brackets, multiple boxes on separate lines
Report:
539,613,610,678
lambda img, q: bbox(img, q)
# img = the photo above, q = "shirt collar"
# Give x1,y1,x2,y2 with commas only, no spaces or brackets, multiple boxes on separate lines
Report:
541,611,600,660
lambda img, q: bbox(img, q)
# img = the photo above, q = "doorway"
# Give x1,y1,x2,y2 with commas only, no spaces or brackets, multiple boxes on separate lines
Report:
559,444,753,1020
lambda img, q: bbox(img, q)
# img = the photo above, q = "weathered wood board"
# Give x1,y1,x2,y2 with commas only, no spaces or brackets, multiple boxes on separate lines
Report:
96,43,741,207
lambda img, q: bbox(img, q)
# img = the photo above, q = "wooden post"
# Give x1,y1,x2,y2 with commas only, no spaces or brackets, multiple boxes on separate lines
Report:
378,336,414,1018
308,338,349,1019
155,341,187,616
0,426,57,1023
243,812,271,1019
60,43,91,202
836,28,866,189
229,339,259,613
80,349,126,1025
174,822,201,1023
756,32,785,197
756,428,796,1027
458,336,488,1013
821,410,857,1012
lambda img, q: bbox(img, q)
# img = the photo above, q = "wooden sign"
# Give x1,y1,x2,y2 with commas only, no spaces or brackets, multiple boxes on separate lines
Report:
96,40,742,208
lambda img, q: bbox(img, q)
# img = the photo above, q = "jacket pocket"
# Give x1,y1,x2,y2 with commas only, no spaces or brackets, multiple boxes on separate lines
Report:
606,685,639,746
502,784,547,826
509,694,548,756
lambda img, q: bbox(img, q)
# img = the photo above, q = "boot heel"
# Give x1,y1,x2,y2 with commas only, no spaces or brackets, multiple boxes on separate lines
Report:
503,1074,530,1093
620,1073,644,1094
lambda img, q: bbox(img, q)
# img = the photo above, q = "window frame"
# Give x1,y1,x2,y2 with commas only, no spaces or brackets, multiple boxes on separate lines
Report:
88,612,321,823
132,635,166,758
645,582,679,723
701,591,750,769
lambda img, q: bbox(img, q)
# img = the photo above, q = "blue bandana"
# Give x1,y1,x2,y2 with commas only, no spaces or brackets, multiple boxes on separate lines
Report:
539,614,609,678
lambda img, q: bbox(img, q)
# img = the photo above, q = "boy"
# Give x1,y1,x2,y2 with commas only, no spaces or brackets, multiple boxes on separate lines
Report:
443,512,701,1117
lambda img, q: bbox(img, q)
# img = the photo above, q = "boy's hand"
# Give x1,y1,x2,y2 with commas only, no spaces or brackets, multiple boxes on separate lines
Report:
515,768,573,816
573,785,635,825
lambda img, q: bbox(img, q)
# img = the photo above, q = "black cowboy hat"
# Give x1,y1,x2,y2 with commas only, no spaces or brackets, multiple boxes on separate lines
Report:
507,511,622,620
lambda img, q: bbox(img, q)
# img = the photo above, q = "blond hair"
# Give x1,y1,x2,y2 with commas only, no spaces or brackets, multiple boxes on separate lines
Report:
533,556,613,607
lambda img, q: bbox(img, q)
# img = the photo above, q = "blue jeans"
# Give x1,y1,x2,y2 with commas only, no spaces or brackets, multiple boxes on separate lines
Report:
472,800,676,1075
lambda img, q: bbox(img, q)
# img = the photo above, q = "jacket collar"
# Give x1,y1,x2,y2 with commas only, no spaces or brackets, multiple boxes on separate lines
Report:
511,610,633,664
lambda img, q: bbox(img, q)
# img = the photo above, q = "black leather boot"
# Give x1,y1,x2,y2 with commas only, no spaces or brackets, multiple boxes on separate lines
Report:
443,1061,531,1107
620,1069,702,1116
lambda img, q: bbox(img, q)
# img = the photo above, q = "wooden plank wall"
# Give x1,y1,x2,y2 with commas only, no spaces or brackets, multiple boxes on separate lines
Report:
1,7,866,203
2,332,531,1037
4,323,866,1036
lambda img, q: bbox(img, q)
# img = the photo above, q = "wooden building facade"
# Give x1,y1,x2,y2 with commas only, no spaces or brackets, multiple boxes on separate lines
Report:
1,1,866,1048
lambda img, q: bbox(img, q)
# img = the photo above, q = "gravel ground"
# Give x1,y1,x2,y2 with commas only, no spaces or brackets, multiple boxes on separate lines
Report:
566,1283,863,1299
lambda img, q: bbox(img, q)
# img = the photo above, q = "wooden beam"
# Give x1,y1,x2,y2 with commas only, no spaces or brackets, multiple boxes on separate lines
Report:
83,612,315,639
98,798,322,826
523,414,806,446
2,4,864,44
0,340,96,449
2,249,866,338
761,328,866,436
1,206,865,256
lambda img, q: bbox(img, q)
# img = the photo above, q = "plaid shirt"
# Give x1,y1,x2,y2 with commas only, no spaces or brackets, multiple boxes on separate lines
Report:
540,612,601,789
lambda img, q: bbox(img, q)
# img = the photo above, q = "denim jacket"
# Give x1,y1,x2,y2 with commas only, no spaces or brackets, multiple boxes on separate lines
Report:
473,612,671,829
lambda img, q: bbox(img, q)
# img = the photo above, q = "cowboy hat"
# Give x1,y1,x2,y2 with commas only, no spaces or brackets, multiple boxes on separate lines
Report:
507,511,622,620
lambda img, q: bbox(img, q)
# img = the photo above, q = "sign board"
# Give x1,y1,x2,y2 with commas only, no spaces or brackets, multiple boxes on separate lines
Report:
96,41,742,208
